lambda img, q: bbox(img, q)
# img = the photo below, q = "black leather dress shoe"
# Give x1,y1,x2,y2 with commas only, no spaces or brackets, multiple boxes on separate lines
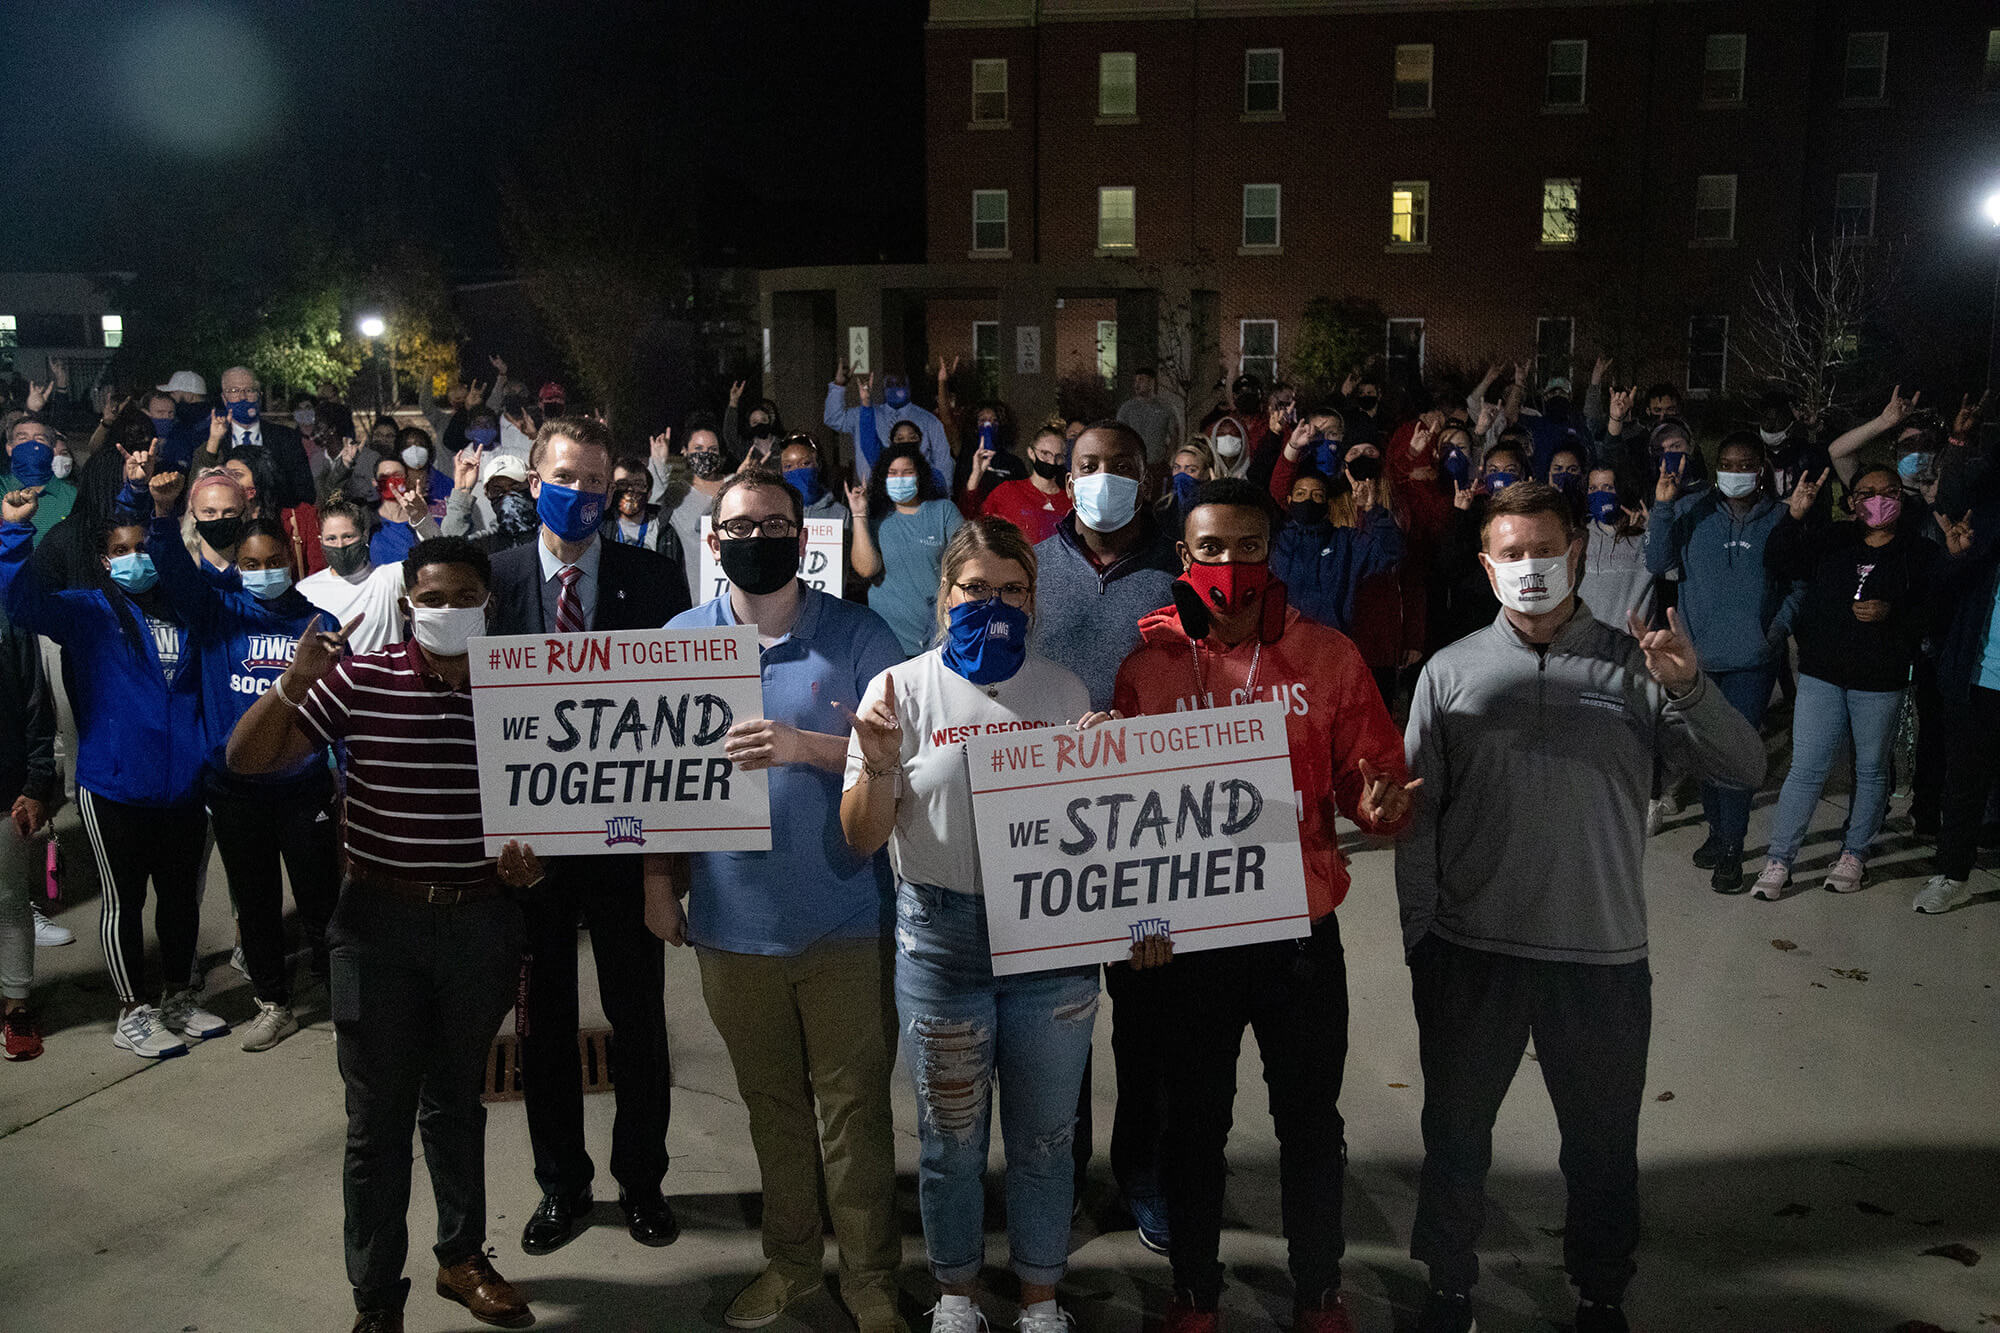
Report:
520,1186,593,1255
618,1190,680,1247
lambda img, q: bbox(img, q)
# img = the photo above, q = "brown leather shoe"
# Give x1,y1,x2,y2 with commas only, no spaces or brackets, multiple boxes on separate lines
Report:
436,1254,532,1328
351,1312,403,1333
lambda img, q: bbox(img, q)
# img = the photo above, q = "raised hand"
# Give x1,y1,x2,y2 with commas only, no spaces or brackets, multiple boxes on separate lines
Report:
1409,418,1439,459
1357,757,1422,825
2,489,38,525
46,358,68,391
1937,510,1975,557
497,840,544,889
1954,391,1991,439
23,380,51,414
149,468,186,516
832,670,901,772
465,379,488,405
1608,385,1635,422
844,478,867,513
284,613,364,691
208,409,229,447
649,429,673,462
1877,384,1917,431
1474,401,1500,435
338,437,360,468
100,392,130,426
728,379,746,408
453,447,481,493
937,355,959,390
116,443,152,485
1592,353,1611,385
834,361,850,387
1627,607,1699,693
488,353,508,377
1284,419,1314,459
1654,458,1681,505
1353,475,1380,513
1788,467,1828,520
856,373,873,408
969,446,993,483
1620,502,1650,529
1452,480,1474,511
1340,369,1362,397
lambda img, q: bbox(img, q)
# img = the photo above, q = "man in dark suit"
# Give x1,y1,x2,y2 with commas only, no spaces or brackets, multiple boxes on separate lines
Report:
218,365,316,509
488,414,693,1256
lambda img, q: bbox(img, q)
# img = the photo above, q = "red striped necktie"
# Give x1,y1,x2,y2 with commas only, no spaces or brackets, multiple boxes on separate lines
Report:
555,564,585,633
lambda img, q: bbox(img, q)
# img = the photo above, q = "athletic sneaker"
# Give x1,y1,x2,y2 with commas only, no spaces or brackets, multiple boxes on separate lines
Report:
1292,1290,1357,1333
1751,860,1791,901
113,1005,188,1059
1158,1298,1217,1333
239,1000,298,1052
925,1297,989,1333
160,988,230,1040
1912,875,1971,915
1127,1190,1170,1255
1015,1302,1074,1333
1574,1300,1630,1332
230,945,248,976
1690,834,1726,870
32,908,73,947
1645,797,1673,837
1822,852,1865,894
3,1007,42,1060
1415,1288,1476,1333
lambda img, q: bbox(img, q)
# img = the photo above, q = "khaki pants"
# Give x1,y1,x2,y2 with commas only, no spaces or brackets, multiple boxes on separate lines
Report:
697,935,901,1313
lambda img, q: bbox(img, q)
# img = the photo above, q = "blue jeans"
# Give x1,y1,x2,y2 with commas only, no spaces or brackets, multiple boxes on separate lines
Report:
893,882,1099,1286
1765,673,1904,865
1701,667,1776,844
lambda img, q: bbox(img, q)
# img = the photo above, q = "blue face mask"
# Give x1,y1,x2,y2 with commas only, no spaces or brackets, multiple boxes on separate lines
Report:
1587,492,1621,525
9,440,54,488
108,551,158,593
1897,451,1930,481
1170,471,1200,505
1443,448,1472,485
226,399,259,426
535,480,606,542
1312,440,1343,477
1549,470,1582,492
941,596,1030,685
151,416,176,440
466,425,500,449
784,465,824,507
1485,471,1517,493
241,567,294,601
886,475,920,504
1071,471,1141,533
883,383,911,409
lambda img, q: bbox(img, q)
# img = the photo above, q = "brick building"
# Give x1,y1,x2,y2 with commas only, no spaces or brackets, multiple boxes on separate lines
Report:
760,1,2000,441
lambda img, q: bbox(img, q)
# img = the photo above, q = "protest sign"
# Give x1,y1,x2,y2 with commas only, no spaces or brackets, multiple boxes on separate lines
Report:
467,625,771,856
965,701,1309,975
696,516,844,601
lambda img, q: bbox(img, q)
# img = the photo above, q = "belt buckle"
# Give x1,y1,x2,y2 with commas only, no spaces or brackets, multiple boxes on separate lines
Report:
426,884,460,906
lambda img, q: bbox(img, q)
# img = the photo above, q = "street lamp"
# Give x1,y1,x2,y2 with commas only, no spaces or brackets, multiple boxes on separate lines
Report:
357,314,393,415
1985,190,2000,395
357,314,385,339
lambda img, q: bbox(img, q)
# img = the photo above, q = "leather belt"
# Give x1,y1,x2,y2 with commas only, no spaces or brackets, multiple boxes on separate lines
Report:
350,867,505,906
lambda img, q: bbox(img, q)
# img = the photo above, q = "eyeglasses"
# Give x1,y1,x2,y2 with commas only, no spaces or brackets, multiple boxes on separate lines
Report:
716,516,800,539
955,580,1031,606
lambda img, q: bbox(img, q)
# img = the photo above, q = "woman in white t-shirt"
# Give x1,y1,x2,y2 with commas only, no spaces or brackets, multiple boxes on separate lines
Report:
840,516,1097,1333
296,500,406,654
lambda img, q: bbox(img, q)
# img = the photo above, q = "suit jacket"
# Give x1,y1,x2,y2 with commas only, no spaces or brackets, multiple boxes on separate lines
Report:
224,420,315,510
487,533,692,638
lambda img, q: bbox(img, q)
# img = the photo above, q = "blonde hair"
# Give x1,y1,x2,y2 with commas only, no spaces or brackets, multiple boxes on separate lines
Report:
934,515,1039,636
1174,439,1217,480
182,468,249,557
1325,466,1398,530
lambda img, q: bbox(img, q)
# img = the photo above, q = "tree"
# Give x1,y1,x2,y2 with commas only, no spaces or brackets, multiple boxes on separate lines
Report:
1290,297,1388,400
1735,233,1898,421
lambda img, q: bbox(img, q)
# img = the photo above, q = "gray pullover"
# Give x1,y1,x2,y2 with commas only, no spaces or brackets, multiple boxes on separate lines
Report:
1397,603,1765,965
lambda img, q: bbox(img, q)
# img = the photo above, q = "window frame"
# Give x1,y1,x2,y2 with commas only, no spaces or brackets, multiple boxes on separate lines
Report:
0,315,16,349
1834,172,1877,239
1686,315,1730,397
1393,43,1434,113
1096,319,1119,390
1693,173,1737,243
1386,318,1428,377
971,189,1010,256
972,320,1002,399
1244,48,1284,116
1239,318,1278,385
100,313,124,349
1843,32,1888,103
1097,185,1137,254
971,58,1009,125
1390,180,1430,248
1098,51,1138,119
1535,316,1575,387
1540,177,1581,246
1241,183,1281,250
1985,29,2000,97
1546,39,1588,109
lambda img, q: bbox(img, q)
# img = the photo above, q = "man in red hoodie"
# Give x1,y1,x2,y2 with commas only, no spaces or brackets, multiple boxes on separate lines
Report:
1112,476,1421,1333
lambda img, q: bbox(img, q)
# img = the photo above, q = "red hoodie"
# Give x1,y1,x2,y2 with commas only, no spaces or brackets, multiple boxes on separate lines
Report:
1112,601,1412,918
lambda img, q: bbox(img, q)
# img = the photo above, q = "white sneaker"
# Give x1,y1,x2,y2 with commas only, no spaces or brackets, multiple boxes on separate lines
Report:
1016,1304,1074,1333
239,1000,298,1052
1645,798,1673,837
230,945,248,976
926,1297,990,1333
32,908,74,947
160,988,230,1040
1751,860,1791,901
1822,852,1866,894
112,1006,188,1059
1912,875,1971,915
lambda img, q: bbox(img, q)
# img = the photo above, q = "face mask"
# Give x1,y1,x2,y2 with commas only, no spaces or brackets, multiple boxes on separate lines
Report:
1485,553,1573,615
466,425,500,449
687,450,725,479
1660,450,1686,475
1716,470,1760,498
9,440,54,487
1029,456,1065,481
151,416,175,440
50,454,73,480
1289,498,1327,527
495,489,538,536
535,480,606,543
783,465,824,506
718,535,800,596
107,551,158,593
1549,470,1582,492
883,383,911,409
1484,471,1517,494
1587,492,1622,525
1356,395,1380,414
1071,471,1141,533
940,596,1030,685
1758,426,1790,447
226,399,259,426
409,601,487,657
885,475,920,504
293,407,316,430
195,515,244,551
1896,451,1930,481
400,445,430,470
1858,494,1903,529
324,541,370,576
1442,448,1472,485
1233,392,1261,414
377,475,405,504
1170,471,1200,505
1312,441,1342,477
1212,433,1244,459
241,567,293,601
1181,557,1271,617
1344,452,1382,483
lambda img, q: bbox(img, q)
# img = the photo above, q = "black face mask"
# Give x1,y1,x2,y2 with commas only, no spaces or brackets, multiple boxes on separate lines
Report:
1356,395,1380,414
1233,392,1261,414
1288,499,1327,527
688,451,726,480
1344,453,1382,482
1030,457,1065,481
718,535,798,596
324,542,370,577
195,516,244,551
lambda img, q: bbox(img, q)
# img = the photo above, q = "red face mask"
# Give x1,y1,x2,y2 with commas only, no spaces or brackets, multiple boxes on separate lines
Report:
1174,558,1288,642
376,475,404,503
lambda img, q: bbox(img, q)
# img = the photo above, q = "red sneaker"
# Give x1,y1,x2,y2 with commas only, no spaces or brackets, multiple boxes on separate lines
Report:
1160,1297,1219,1333
3,1007,43,1061
1293,1291,1356,1333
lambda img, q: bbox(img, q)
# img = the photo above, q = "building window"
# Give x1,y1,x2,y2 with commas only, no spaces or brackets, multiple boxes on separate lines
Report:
1546,40,1587,108
1244,48,1283,115
1096,320,1119,390
972,59,1008,123
1240,319,1278,384
1099,52,1137,117
1694,174,1737,242
1835,172,1877,238
1387,318,1426,379
1394,44,1434,111
100,314,124,349
1687,316,1729,395
1242,184,1281,248
0,316,18,348
1984,29,2000,94
1098,186,1137,252
973,321,1001,399
1843,32,1887,101
1536,316,1574,387
1391,181,1429,246
972,190,1009,253
1541,178,1580,245
1703,33,1746,103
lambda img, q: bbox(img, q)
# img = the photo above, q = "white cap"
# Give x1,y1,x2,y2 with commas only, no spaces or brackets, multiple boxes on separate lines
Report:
156,371,206,395
481,454,529,485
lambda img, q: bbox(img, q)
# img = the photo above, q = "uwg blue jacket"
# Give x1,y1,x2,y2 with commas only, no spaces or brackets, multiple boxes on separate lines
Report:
0,520,205,807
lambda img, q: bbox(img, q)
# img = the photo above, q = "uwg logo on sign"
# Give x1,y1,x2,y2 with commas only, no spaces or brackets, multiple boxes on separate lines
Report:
230,634,299,696
604,816,645,847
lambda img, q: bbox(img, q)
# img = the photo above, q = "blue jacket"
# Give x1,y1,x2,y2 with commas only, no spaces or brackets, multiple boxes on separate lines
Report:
0,521,206,807
1645,489,1787,671
1274,506,1405,635
822,382,953,492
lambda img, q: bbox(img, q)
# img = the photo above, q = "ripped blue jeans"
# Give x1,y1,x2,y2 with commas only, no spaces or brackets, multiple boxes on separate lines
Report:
894,881,1100,1286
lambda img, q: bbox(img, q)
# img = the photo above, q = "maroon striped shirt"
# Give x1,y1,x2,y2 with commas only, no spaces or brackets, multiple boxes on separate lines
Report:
295,639,492,884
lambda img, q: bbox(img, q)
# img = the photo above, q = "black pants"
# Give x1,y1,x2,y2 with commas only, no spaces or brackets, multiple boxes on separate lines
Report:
1148,914,1350,1308
330,883,522,1313
77,789,209,1006
1936,685,2000,880
1070,959,1174,1204
1909,654,1945,825
1409,935,1651,1304
521,857,671,1200
208,773,339,1006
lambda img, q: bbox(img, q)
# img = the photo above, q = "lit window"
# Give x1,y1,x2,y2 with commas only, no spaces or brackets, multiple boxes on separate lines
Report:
101,313,124,349
0,315,19,348
1986,30,2000,94
1387,318,1426,377
1536,316,1574,386
1547,40,1587,107
1843,32,1887,101
1240,319,1277,384
1096,320,1118,390
972,59,1008,123
972,190,1009,253
1098,187,1136,251
1391,181,1429,245
1688,316,1729,395
1099,52,1137,117
1244,49,1282,114
1835,172,1877,238
1242,184,1281,248
1541,178,1580,245
1703,34,1746,103
1694,174,1737,241
1394,45,1433,111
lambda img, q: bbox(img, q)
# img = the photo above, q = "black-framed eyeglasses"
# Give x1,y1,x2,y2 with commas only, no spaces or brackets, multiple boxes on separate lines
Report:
955,580,1031,607
716,516,801,540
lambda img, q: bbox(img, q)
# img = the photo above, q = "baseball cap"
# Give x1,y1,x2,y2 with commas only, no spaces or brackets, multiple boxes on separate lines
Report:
481,454,529,485
1545,376,1573,398
157,371,206,395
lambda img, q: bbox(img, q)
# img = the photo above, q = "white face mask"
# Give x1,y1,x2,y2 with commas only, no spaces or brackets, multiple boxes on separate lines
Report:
400,445,431,470
1758,426,1790,447
50,454,73,479
1483,553,1573,615
1716,470,1760,498
409,601,488,657
1070,471,1141,533
1212,434,1244,459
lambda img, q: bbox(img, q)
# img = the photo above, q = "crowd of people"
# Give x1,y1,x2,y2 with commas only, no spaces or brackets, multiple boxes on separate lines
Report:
0,345,1993,1333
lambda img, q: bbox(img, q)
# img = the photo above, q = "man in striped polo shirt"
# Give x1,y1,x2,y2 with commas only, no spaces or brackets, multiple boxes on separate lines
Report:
229,535,542,1333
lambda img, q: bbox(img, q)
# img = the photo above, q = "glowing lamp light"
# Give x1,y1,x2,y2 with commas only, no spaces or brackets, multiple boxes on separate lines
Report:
358,315,386,338
1984,190,2000,229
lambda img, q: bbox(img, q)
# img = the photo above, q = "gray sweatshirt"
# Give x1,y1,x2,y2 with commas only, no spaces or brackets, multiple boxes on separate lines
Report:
1397,603,1765,965
1030,513,1182,711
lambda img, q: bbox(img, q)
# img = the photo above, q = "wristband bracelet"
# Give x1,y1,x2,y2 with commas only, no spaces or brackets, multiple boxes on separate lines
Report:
273,675,306,709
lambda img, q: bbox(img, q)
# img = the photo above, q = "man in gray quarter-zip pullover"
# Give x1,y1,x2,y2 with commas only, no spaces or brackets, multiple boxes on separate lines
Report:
1395,481,1763,1333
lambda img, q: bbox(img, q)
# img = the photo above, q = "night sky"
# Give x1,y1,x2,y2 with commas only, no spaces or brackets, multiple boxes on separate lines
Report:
0,0,928,275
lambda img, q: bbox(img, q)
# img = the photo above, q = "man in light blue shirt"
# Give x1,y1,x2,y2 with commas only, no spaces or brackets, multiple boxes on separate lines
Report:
658,466,906,1333
824,363,951,491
